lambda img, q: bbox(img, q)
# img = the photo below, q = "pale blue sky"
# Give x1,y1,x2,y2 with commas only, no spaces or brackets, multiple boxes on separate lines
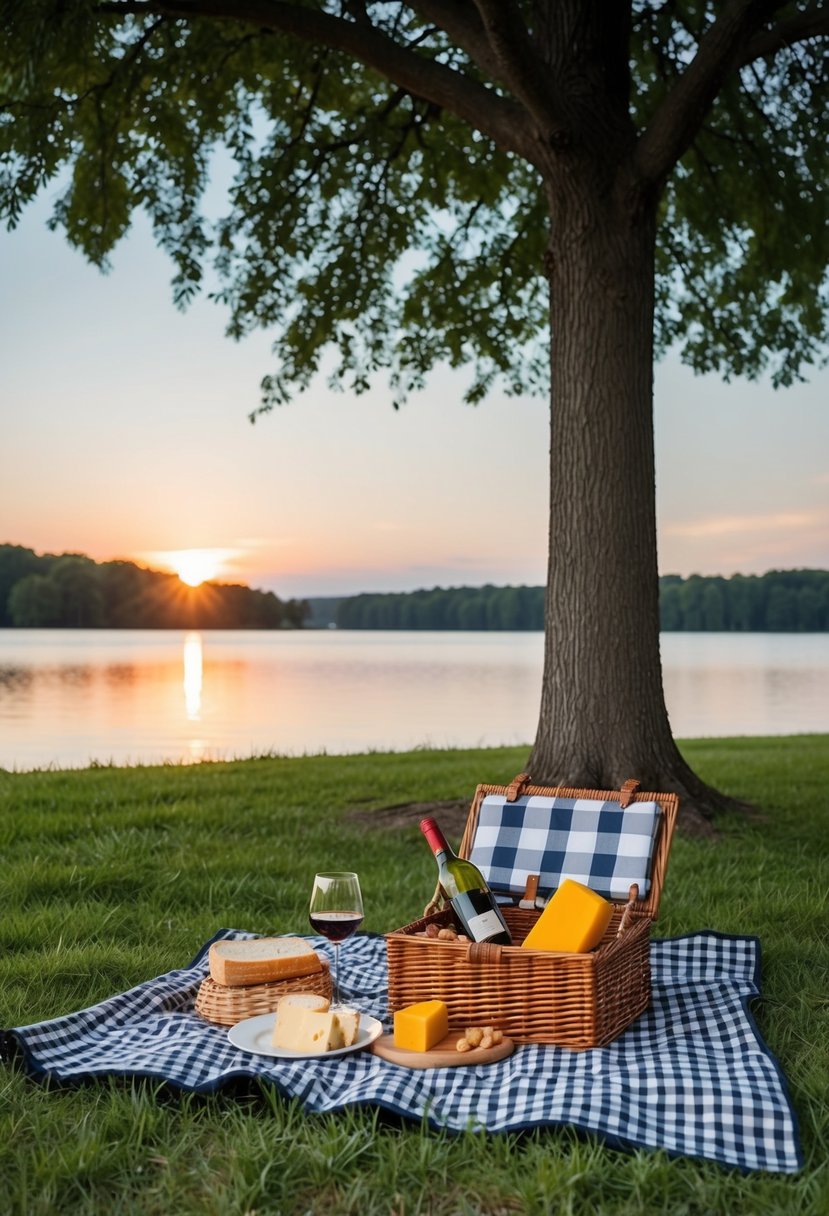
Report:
1,187,827,599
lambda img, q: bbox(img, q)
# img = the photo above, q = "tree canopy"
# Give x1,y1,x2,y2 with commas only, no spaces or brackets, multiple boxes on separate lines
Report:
2,2,826,411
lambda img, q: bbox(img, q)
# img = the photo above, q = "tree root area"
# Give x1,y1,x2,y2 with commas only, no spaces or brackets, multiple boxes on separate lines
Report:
348,799,470,839
349,787,756,839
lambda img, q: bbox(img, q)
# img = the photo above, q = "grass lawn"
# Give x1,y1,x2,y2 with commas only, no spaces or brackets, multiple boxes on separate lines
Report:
1,736,827,1214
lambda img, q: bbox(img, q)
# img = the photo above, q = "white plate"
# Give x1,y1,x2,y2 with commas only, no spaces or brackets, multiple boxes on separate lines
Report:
227,1011,383,1059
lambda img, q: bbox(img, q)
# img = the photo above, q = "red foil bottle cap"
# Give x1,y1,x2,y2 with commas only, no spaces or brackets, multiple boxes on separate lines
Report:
420,818,447,853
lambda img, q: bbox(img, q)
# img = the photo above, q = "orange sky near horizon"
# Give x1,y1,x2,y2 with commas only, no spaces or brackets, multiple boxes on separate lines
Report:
2,195,828,600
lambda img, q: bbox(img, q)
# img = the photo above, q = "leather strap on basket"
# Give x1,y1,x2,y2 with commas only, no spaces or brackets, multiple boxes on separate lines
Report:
506,772,531,802
616,884,640,936
519,874,540,909
619,778,641,808
466,940,505,965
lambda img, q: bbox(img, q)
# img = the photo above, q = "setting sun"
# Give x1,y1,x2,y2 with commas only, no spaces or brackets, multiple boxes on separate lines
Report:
167,549,222,587
136,547,243,589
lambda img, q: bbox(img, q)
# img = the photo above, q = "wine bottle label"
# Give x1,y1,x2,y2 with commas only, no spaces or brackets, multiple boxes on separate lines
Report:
466,908,507,942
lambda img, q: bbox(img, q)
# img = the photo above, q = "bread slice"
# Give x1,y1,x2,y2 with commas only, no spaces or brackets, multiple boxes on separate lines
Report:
277,992,331,1014
208,937,322,987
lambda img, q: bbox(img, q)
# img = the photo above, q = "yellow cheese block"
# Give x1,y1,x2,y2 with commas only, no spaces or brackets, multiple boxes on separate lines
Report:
393,1000,449,1052
271,1004,345,1053
520,879,614,953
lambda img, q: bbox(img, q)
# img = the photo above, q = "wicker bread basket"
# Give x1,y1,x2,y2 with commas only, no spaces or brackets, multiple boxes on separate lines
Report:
385,776,678,1049
194,961,331,1027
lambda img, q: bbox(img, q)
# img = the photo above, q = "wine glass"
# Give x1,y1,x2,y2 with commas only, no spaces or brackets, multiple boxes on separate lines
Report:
309,871,364,1010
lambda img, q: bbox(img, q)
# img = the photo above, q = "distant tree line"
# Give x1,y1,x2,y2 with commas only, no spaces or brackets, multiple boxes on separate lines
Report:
337,571,829,632
337,585,545,631
6,545,825,632
658,570,829,632
0,544,310,629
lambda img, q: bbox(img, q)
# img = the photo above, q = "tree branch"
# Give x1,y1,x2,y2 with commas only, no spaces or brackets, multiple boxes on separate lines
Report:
738,0,829,65
634,0,780,187
96,0,535,159
410,0,504,80
468,0,570,144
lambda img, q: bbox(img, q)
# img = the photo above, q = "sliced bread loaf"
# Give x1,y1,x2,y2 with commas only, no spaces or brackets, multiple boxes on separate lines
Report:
208,937,322,987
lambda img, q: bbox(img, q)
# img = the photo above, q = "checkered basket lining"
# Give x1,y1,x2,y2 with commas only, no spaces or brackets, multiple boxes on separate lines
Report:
468,793,662,903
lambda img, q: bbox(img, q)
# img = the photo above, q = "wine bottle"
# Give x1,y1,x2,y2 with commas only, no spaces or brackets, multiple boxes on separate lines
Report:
419,817,512,946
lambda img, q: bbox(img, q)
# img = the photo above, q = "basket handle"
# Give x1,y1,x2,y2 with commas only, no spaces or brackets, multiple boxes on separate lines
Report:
466,940,505,965
424,884,444,917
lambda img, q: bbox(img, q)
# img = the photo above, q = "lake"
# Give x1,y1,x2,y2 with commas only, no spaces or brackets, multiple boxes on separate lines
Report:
0,629,826,772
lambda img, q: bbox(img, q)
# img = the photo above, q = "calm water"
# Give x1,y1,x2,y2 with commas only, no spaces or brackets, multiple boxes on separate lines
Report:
0,629,826,771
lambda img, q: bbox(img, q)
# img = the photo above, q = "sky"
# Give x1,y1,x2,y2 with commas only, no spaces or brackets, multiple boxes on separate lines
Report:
1,186,828,600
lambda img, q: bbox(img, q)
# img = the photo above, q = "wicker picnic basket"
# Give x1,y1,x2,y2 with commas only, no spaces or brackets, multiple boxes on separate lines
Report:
194,961,332,1027
385,775,678,1049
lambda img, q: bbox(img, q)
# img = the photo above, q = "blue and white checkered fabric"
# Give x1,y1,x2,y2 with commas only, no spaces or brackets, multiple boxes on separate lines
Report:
2,930,801,1174
470,794,662,901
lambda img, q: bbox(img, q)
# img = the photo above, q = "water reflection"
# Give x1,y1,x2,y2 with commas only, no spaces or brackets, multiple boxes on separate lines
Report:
104,664,139,686
0,628,826,771
0,665,31,692
182,631,203,720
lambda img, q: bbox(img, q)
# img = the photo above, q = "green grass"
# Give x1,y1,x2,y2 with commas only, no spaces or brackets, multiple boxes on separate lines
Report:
1,737,827,1215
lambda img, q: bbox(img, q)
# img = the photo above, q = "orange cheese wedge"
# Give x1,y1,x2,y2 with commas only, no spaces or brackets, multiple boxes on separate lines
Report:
393,999,449,1051
520,879,614,953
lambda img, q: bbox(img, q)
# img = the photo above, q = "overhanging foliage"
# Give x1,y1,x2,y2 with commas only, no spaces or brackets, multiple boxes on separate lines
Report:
2,1,826,412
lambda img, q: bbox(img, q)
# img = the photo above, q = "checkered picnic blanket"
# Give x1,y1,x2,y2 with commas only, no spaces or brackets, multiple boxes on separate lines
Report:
1,929,801,1174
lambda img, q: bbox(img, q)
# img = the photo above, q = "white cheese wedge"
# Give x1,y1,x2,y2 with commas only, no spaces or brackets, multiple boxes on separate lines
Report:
271,1006,345,1053
335,1010,360,1047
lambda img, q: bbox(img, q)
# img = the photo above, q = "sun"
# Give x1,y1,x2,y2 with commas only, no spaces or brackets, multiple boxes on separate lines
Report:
169,549,221,588
139,546,240,588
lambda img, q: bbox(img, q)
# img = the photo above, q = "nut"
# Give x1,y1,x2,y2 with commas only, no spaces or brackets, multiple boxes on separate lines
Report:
460,1025,503,1050
456,1037,472,1053
437,927,458,941
424,923,440,938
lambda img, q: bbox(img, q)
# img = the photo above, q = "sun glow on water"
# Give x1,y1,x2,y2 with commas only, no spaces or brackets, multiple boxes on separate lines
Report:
182,631,203,720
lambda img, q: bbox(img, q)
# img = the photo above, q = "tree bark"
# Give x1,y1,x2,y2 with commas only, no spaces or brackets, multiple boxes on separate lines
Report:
527,166,742,833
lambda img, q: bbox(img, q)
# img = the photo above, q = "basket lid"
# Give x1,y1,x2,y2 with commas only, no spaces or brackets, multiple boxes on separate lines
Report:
459,775,678,921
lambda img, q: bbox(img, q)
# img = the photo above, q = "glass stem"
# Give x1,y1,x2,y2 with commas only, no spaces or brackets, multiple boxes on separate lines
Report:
332,942,340,1007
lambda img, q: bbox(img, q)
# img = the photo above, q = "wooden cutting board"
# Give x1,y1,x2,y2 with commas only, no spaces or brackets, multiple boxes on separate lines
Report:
371,1031,514,1069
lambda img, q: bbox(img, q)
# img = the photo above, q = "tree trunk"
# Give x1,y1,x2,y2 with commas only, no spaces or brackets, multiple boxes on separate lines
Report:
527,169,741,833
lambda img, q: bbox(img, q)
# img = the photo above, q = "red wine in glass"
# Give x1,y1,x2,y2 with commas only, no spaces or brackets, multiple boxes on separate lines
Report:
309,872,364,1009
309,910,364,942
